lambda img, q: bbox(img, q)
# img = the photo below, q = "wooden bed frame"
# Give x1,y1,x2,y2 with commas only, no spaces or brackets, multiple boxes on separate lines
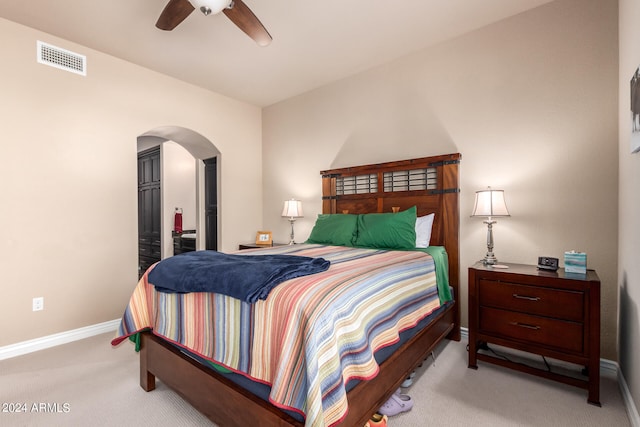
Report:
138,153,461,426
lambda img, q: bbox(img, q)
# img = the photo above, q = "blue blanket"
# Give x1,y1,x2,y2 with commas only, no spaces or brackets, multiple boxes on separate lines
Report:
147,250,330,303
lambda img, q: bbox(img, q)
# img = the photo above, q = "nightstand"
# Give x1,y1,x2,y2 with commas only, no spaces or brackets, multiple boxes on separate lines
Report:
173,230,196,255
238,243,287,250
468,262,601,405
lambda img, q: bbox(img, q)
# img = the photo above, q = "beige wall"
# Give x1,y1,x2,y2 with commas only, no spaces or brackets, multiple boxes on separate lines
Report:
0,18,263,346
263,0,619,360
161,142,197,258
618,0,640,413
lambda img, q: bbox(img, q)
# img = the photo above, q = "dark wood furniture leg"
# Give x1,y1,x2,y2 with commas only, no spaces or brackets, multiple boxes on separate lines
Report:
139,334,155,391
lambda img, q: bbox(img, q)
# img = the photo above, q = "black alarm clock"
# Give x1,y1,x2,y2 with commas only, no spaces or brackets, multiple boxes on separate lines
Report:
537,256,559,271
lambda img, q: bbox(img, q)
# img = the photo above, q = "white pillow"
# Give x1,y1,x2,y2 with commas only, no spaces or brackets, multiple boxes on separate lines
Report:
415,213,435,248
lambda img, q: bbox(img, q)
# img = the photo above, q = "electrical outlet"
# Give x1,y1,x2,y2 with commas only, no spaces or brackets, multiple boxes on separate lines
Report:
32,297,44,311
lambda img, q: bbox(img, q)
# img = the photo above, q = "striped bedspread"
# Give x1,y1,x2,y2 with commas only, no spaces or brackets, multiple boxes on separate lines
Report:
112,244,443,427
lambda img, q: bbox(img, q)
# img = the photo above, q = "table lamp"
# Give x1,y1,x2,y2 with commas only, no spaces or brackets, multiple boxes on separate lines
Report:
471,187,510,265
282,199,304,245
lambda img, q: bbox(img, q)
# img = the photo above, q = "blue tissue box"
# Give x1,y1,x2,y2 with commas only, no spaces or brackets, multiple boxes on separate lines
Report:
564,251,587,274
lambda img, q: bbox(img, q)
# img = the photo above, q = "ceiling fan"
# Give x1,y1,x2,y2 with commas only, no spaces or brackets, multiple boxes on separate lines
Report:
156,0,272,46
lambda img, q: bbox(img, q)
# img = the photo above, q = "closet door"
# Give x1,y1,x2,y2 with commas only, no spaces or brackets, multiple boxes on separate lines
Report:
204,157,217,251
138,147,161,277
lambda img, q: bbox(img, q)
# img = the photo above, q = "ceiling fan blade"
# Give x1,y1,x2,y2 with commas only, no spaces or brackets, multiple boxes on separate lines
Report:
223,0,272,46
156,0,195,31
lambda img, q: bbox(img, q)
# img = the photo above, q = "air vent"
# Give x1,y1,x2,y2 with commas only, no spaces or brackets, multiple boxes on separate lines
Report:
37,41,86,76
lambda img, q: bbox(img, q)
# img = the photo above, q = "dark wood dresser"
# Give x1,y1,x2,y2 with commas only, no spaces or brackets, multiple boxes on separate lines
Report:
173,230,197,255
468,262,601,405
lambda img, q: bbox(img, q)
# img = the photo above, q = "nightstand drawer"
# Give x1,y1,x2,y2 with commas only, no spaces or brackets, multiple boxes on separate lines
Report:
479,279,584,322
479,307,584,353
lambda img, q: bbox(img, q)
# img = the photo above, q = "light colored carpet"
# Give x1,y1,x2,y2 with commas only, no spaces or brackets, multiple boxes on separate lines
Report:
0,332,630,426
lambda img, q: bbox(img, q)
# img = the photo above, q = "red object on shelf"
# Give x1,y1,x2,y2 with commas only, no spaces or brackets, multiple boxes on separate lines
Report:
174,208,183,233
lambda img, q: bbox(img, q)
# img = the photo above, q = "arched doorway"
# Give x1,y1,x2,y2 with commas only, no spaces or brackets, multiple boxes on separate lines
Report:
136,126,221,274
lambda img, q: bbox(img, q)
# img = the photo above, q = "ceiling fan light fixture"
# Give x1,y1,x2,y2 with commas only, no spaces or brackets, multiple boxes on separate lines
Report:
157,0,270,46
188,0,230,16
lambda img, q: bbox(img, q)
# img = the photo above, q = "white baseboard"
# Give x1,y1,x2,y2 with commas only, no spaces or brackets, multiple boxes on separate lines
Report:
617,362,640,427
459,326,639,425
0,319,120,361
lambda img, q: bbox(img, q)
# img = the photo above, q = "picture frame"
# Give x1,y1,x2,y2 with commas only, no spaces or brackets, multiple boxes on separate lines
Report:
255,231,273,245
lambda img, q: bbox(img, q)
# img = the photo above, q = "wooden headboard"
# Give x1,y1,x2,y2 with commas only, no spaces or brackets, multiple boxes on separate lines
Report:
320,153,461,333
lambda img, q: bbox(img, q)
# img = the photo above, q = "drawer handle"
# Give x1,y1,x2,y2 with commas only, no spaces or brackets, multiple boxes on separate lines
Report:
512,293,540,302
510,322,541,330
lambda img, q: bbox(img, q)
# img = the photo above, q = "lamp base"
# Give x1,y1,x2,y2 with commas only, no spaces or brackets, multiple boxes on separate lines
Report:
482,254,498,265
288,219,296,245
482,220,498,265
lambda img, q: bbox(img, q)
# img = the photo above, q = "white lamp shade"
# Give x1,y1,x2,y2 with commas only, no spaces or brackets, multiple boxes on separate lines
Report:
471,188,510,217
188,0,230,14
282,200,304,218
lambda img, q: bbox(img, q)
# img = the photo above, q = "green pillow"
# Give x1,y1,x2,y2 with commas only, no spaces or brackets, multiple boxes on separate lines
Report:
306,214,358,246
354,206,417,249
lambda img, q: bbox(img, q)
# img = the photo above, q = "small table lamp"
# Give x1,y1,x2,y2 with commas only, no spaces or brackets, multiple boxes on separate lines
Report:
282,199,304,245
471,187,510,265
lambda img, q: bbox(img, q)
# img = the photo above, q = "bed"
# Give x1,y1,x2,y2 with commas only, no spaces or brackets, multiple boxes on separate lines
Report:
112,152,461,427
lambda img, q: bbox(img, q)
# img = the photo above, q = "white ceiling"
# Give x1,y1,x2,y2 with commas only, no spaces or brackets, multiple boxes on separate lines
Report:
0,0,553,107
